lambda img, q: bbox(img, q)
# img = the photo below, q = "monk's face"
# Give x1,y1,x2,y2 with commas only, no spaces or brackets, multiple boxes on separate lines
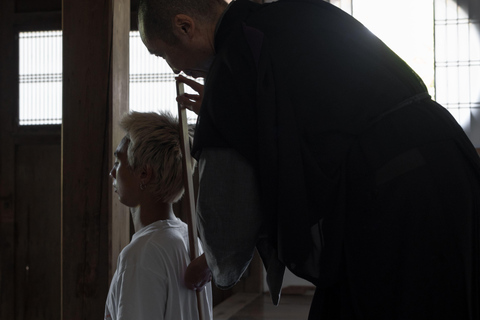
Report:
139,15,215,79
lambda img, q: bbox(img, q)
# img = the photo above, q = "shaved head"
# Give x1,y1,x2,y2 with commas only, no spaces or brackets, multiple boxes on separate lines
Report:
138,0,228,45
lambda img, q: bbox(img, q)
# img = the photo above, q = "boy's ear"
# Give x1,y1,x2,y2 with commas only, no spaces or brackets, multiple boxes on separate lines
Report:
140,164,154,185
173,14,196,39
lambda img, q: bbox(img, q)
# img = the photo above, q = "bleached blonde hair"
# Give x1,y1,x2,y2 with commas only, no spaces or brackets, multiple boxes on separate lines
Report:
120,110,194,203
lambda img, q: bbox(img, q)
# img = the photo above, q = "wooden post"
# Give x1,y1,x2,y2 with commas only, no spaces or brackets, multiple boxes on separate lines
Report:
110,0,132,282
61,0,130,318
0,0,16,319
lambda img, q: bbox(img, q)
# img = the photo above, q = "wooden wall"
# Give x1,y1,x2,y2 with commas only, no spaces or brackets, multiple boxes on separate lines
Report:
14,142,61,318
0,0,131,319
0,0,63,318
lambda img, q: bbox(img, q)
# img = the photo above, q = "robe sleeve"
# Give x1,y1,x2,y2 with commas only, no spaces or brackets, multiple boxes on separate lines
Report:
196,147,263,289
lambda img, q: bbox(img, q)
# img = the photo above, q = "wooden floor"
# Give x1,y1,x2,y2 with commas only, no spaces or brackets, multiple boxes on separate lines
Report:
214,290,314,320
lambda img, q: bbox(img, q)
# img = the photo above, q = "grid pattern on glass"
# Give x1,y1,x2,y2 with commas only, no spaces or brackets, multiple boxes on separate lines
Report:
435,0,480,146
19,31,63,125
18,31,198,126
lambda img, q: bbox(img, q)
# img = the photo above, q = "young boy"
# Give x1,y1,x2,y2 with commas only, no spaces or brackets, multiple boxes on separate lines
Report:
105,111,212,320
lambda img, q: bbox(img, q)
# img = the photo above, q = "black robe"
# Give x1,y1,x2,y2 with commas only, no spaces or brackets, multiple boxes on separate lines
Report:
192,0,480,318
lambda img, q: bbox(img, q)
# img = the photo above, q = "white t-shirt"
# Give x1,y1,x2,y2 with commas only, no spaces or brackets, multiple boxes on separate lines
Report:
105,218,212,320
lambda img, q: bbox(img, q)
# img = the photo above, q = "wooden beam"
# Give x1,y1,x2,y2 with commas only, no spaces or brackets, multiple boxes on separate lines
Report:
61,0,130,318
14,11,62,31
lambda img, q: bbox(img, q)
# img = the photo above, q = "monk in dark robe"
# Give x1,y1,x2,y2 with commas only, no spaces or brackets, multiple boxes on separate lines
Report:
138,0,480,318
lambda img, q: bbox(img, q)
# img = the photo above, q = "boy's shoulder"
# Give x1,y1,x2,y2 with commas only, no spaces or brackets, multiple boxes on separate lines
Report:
118,219,189,271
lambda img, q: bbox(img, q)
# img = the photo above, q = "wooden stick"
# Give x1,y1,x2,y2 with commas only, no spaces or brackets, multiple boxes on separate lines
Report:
176,80,205,320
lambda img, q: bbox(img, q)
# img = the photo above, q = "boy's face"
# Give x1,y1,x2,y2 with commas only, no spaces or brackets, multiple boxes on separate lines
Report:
110,137,142,207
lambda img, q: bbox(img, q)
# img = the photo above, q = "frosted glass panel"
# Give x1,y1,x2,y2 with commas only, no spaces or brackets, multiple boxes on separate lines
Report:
18,31,200,126
19,31,62,125
435,0,480,146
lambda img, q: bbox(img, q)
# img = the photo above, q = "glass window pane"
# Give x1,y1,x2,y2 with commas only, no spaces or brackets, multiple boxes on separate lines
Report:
19,31,62,125
434,0,480,146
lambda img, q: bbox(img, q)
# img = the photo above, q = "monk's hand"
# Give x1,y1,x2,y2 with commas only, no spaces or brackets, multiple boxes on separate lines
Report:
176,75,204,115
184,253,212,291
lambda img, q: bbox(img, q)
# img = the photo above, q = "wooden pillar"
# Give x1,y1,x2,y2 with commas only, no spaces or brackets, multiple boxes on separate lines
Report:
0,0,16,318
110,0,132,281
61,0,130,318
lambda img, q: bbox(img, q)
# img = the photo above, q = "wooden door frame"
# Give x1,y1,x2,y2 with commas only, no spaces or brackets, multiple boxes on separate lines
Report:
61,0,130,318
0,0,17,318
